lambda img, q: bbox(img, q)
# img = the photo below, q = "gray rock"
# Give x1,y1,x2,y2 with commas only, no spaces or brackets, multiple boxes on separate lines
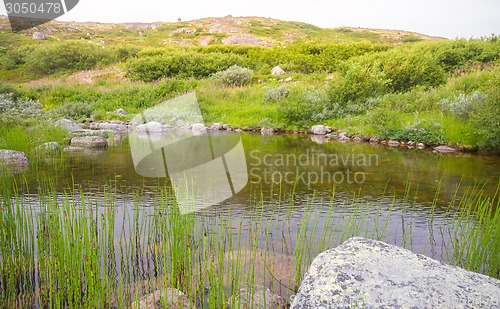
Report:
72,129,114,138
56,119,83,133
71,136,108,149
369,137,380,144
235,128,243,133
191,123,206,132
285,77,293,82
311,125,327,135
222,123,231,130
136,121,165,133
0,150,28,171
271,66,286,76
417,142,426,149
90,122,129,131
63,146,86,153
32,32,46,40
388,140,400,146
261,128,277,135
113,108,128,116
209,123,222,130
290,237,500,309
434,145,457,153
407,140,416,147
353,137,363,143
130,288,193,309
229,286,287,309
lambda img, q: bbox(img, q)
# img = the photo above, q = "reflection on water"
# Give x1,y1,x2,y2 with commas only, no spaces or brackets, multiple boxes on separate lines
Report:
9,133,500,303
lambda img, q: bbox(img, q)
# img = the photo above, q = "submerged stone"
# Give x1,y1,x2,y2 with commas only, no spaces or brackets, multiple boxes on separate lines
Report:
291,237,500,309
433,145,457,153
228,285,287,309
130,288,193,309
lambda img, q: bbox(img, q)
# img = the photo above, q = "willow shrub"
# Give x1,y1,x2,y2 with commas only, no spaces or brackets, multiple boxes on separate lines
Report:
127,51,249,81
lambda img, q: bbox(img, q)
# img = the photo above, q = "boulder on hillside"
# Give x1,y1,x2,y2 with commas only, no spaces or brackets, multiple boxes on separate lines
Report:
32,32,46,40
290,237,500,309
271,66,285,76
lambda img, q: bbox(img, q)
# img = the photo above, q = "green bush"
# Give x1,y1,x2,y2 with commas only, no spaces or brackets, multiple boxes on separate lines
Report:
328,62,389,105
212,65,253,87
470,82,500,150
46,101,95,122
279,89,332,126
127,51,249,81
26,41,116,74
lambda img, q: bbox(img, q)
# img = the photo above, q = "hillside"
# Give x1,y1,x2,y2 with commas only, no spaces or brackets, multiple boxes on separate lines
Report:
0,15,442,49
0,15,498,151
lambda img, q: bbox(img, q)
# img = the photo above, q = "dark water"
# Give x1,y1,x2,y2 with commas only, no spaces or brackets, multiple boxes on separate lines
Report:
22,132,499,252
26,132,499,205
8,132,500,304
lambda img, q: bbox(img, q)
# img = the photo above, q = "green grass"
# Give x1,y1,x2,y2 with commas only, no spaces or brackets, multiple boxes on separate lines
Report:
0,169,498,307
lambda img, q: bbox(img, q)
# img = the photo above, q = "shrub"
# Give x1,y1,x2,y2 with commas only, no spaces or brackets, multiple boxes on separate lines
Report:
279,89,332,126
438,92,486,119
388,119,446,144
26,41,116,74
470,83,500,150
46,101,95,122
0,93,44,124
127,51,249,81
328,62,389,105
264,85,290,102
212,65,253,87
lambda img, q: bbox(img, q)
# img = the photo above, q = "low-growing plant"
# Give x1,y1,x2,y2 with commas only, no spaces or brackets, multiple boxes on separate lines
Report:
0,93,44,124
438,92,486,119
212,65,253,87
45,101,95,122
264,85,290,102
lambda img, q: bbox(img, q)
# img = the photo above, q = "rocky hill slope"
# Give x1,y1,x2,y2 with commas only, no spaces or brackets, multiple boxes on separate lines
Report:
0,15,442,49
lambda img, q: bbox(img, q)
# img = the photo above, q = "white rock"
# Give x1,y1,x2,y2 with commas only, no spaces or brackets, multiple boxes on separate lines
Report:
136,121,165,133
291,237,500,309
191,123,206,132
433,145,457,153
311,125,327,135
271,66,286,76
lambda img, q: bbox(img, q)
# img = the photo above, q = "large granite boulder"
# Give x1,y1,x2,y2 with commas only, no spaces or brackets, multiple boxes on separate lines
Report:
291,237,499,309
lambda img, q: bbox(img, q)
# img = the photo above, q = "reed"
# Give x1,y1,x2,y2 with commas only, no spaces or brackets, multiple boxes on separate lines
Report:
0,173,498,308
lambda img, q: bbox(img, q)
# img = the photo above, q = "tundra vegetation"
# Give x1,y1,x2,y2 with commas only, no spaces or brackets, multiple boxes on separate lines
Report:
0,16,499,308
